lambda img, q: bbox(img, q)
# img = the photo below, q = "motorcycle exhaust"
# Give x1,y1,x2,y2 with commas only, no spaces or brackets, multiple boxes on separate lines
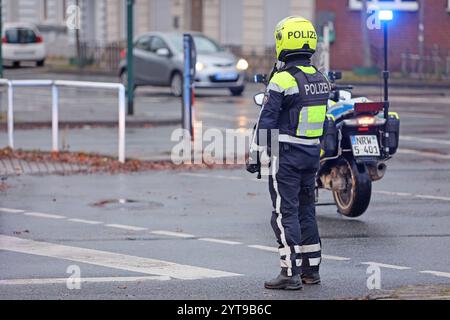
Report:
368,162,387,181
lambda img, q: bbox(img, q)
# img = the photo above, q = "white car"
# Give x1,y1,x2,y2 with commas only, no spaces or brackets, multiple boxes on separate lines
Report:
2,23,47,67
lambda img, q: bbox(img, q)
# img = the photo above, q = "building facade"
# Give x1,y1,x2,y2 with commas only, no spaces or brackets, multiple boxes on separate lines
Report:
1,0,315,58
316,0,450,73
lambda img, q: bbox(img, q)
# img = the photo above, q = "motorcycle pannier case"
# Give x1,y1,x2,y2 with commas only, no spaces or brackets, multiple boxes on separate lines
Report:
321,116,338,158
386,113,400,155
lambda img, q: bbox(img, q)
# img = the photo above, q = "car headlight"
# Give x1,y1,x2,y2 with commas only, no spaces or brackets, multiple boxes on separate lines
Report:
196,62,205,72
236,58,249,71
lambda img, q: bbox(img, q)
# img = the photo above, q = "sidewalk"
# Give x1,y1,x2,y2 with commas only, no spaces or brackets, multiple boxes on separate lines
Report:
0,125,180,161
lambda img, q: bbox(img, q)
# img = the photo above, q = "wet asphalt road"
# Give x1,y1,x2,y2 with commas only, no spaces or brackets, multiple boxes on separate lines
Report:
0,68,449,300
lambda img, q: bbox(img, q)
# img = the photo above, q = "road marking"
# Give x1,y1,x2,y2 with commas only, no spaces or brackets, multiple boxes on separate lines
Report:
180,172,281,184
105,224,148,231
247,245,351,261
413,194,450,202
322,254,351,261
179,173,210,178
375,191,450,202
150,230,196,238
0,235,241,280
199,238,242,245
361,262,411,270
375,191,412,197
390,96,450,105
67,218,103,225
23,212,66,219
420,270,450,279
400,112,443,120
0,208,25,214
180,172,248,181
247,245,278,253
398,149,450,160
0,276,171,286
213,175,244,180
401,135,450,146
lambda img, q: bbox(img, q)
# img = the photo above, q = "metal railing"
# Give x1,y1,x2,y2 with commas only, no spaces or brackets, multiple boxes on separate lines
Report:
0,79,126,163
401,47,450,79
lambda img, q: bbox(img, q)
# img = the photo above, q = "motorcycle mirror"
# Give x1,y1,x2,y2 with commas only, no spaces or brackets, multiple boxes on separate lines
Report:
254,93,265,106
328,71,342,82
254,74,268,84
339,91,352,101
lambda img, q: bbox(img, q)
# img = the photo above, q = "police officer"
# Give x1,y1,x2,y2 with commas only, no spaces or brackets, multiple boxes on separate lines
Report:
253,16,330,290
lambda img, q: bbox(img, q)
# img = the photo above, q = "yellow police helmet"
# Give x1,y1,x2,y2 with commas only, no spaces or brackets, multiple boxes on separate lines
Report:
274,16,318,61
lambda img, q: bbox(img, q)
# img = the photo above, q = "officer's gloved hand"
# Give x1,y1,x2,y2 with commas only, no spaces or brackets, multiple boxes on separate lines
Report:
246,149,261,175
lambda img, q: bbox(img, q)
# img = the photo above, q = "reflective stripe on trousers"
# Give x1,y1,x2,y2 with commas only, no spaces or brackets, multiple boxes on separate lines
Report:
269,152,322,276
271,156,294,276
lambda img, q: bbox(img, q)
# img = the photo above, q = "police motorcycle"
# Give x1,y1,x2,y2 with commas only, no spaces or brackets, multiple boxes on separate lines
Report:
250,71,400,218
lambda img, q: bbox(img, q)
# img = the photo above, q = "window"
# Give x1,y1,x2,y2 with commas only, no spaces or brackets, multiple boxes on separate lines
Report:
264,0,290,46
448,0,450,11
165,34,223,54
5,28,37,44
220,0,243,46
135,36,152,51
42,0,48,21
192,35,222,54
62,0,67,21
349,0,419,11
149,37,170,53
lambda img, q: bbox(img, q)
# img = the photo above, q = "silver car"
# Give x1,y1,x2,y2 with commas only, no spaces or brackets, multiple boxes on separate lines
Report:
119,32,248,96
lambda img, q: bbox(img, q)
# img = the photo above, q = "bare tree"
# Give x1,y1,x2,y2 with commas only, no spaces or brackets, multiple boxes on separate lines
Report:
75,0,82,68
360,0,373,68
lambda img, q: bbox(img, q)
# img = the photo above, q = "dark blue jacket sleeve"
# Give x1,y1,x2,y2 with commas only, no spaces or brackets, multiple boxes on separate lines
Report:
256,90,283,147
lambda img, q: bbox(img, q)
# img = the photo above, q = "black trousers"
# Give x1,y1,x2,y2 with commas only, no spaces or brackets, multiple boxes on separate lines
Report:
268,143,322,276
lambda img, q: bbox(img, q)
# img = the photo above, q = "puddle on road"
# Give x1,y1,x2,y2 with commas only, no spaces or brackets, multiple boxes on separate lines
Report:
91,199,164,211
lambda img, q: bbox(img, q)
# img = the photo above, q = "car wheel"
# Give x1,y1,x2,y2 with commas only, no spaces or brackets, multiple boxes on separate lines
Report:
37,60,45,67
170,72,183,97
229,86,245,96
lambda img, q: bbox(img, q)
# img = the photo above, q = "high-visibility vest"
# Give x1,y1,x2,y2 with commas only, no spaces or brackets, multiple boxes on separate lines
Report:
286,66,329,139
267,65,330,140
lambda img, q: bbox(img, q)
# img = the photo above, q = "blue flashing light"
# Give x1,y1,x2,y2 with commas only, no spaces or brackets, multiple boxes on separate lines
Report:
379,10,393,21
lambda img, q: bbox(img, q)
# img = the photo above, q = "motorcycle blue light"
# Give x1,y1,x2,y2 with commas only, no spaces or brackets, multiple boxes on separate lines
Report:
379,10,393,21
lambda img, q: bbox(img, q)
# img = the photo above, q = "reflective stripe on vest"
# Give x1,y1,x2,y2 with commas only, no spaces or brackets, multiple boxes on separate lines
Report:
278,134,320,146
296,105,327,138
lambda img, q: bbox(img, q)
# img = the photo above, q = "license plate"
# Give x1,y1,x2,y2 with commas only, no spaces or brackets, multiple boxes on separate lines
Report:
215,72,238,81
350,135,380,157
14,51,35,55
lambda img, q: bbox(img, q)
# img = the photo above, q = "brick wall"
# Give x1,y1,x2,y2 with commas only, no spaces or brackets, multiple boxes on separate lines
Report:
316,0,450,71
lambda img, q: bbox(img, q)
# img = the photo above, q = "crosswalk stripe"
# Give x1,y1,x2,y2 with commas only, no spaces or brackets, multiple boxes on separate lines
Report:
23,212,66,219
199,238,242,245
420,270,450,279
247,245,278,253
105,224,148,231
67,218,103,225
0,208,25,214
0,235,241,280
322,254,351,261
151,230,196,238
361,262,411,270
0,276,171,286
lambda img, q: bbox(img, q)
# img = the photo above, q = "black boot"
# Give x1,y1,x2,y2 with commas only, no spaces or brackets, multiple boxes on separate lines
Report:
264,270,303,290
301,271,321,285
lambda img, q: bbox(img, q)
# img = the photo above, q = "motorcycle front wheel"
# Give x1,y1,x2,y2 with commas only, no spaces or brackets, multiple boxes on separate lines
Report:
332,157,372,218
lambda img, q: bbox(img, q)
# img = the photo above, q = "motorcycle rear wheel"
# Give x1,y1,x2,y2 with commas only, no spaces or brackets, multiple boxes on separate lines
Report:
332,157,372,218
